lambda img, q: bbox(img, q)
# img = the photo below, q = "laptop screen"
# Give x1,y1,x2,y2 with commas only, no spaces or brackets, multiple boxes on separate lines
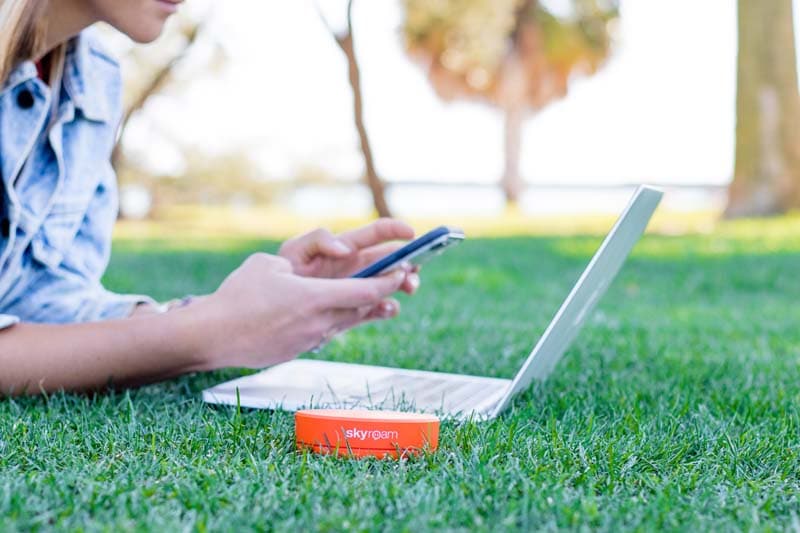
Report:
490,186,663,417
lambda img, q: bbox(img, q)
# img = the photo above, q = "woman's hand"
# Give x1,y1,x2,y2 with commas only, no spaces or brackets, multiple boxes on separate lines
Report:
191,252,409,370
278,218,420,295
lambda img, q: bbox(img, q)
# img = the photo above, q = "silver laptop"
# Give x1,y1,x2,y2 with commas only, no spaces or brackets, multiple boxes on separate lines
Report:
203,185,663,420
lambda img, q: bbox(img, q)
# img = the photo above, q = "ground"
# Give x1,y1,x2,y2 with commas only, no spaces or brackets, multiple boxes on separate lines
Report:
1,214,800,531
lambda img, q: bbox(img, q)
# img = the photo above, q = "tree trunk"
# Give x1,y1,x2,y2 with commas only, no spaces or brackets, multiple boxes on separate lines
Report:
340,33,392,218
501,105,524,205
498,7,532,208
726,0,800,217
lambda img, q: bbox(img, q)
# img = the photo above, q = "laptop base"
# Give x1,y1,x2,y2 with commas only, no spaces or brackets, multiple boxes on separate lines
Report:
202,359,511,420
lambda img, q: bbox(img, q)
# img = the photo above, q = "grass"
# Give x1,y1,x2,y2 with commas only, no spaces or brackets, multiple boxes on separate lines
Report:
2,215,800,531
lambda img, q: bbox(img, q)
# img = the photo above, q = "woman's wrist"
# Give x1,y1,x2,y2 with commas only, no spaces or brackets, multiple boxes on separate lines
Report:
130,295,200,317
130,302,165,316
162,295,221,373
128,294,216,372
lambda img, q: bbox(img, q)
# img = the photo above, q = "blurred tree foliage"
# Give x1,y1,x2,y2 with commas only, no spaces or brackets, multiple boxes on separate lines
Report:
104,5,240,216
111,7,225,172
402,0,618,204
726,0,800,217
117,149,284,210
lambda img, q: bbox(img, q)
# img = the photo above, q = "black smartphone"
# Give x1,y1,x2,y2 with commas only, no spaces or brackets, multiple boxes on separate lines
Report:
351,226,465,278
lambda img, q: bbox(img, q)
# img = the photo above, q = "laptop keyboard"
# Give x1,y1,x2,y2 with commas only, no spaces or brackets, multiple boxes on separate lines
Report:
347,374,508,414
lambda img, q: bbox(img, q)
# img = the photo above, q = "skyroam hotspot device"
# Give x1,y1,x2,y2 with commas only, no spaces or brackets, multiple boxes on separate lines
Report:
295,409,440,459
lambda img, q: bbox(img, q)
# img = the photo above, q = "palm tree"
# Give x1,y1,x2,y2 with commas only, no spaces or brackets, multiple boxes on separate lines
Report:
402,0,618,204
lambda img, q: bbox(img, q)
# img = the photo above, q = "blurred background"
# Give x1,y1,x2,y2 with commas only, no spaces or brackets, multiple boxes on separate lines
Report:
102,0,800,238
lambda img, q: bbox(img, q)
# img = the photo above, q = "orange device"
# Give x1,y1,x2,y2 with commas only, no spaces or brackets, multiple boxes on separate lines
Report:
295,409,440,459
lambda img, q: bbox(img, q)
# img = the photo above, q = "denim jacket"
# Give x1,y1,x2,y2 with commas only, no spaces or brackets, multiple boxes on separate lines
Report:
0,28,153,329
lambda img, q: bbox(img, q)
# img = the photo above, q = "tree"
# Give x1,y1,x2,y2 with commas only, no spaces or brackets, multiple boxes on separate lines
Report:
402,0,618,204
105,6,225,218
316,0,392,218
112,19,212,170
726,0,800,217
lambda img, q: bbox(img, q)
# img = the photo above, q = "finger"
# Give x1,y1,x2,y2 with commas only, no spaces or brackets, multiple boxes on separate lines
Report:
339,219,414,251
363,298,400,321
324,308,366,333
326,305,373,331
315,235,353,258
298,229,352,260
312,270,406,308
328,298,400,332
401,272,420,295
346,242,404,273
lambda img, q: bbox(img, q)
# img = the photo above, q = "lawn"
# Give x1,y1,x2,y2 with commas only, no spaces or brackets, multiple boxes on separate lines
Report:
2,216,800,531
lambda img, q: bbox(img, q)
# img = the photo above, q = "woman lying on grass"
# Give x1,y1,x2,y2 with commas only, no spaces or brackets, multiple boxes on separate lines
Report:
0,0,420,395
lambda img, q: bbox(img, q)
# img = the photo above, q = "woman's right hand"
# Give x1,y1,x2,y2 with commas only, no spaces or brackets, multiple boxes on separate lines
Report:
189,253,408,370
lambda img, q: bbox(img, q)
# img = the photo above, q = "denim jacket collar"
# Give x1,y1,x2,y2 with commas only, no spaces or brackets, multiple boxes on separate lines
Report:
3,61,37,90
62,32,112,124
2,30,111,124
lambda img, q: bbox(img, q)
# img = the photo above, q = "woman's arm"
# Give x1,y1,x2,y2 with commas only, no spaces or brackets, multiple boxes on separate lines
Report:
0,253,408,396
0,310,205,394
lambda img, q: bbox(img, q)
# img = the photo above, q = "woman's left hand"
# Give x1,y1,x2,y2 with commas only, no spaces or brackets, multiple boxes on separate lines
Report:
278,218,420,295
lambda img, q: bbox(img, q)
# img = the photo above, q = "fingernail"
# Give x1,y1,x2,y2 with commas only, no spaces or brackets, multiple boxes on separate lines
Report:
409,274,420,290
333,240,351,254
381,301,396,316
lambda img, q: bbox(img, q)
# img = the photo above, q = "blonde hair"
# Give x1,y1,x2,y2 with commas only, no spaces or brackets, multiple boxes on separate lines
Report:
0,0,49,85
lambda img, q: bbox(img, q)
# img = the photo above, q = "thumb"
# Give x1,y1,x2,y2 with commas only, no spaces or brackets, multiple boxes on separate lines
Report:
316,235,353,258
313,270,406,308
301,229,352,260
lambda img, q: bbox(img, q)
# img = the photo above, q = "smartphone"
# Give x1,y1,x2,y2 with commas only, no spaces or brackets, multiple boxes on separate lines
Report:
352,226,465,278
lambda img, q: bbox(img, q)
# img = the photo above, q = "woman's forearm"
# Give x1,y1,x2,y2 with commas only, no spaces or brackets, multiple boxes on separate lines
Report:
0,307,208,395
0,250,412,396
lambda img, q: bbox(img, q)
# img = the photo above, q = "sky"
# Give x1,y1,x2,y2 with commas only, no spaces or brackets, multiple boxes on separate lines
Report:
121,0,800,188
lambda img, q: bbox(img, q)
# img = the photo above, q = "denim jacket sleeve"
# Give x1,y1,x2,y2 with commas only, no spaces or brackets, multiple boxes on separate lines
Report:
0,28,156,326
0,314,19,330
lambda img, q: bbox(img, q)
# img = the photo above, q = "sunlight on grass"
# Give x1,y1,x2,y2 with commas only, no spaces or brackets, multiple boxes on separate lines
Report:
114,205,726,243
113,206,800,259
